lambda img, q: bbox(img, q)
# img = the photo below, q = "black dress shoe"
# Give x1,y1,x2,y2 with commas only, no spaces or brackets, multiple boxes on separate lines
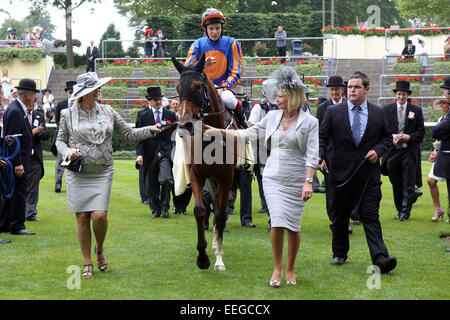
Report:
55,185,61,193
393,213,401,220
376,255,397,274
162,210,170,218
411,189,423,204
11,229,36,235
331,257,346,265
204,224,209,230
0,238,11,243
242,222,256,228
179,210,187,216
26,216,41,222
353,220,361,226
151,211,161,218
399,213,409,221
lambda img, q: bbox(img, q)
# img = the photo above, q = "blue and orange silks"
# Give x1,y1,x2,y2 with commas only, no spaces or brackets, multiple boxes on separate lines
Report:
185,36,243,89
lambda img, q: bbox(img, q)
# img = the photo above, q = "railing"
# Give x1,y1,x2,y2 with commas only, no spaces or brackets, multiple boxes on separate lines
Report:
378,73,450,99
384,27,450,52
381,53,447,75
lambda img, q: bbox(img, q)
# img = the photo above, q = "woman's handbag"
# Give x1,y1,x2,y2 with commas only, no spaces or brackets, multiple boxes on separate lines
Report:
62,107,83,172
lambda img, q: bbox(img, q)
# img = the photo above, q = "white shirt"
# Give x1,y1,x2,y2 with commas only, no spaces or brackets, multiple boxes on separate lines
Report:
332,97,343,105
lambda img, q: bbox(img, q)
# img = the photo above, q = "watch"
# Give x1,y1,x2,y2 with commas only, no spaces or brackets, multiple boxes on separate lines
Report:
305,177,313,183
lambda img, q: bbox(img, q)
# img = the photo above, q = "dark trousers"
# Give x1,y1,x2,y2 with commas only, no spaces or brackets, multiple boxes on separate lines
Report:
324,171,336,222
0,174,28,233
86,60,95,72
55,152,65,190
254,164,267,211
173,188,192,212
332,172,389,264
138,165,149,203
25,155,41,219
226,167,253,225
277,46,287,62
146,155,173,213
386,150,416,216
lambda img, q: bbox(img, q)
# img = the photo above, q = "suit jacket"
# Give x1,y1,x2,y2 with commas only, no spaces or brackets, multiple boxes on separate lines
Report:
156,33,167,50
432,112,450,179
239,109,320,169
2,99,33,172
317,98,346,165
402,45,416,56
31,109,50,178
86,46,98,63
380,102,425,187
319,101,392,184
50,98,69,156
136,107,177,165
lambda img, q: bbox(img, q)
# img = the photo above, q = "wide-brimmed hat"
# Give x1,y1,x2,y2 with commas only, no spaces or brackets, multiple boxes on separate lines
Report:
326,75,346,87
393,80,412,94
146,87,164,100
440,77,450,90
15,78,39,92
32,26,43,33
432,96,449,110
64,81,77,92
70,72,112,101
145,28,153,35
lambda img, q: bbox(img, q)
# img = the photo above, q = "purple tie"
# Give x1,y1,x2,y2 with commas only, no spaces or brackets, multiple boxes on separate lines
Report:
154,110,160,123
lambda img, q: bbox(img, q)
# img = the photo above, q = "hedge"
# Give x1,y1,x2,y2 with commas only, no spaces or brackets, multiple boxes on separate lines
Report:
0,47,44,64
434,60,450,74
393,60,422,74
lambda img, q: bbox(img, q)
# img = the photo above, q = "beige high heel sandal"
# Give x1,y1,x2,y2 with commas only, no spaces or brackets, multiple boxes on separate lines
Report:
431,209,445,222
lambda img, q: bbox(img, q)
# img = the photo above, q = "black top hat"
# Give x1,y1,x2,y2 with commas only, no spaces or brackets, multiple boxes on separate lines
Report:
407,40,413,44
146,87,164,100
326,75,346,87
440,77,450,90
393,80,412,94
15,78,39,92
64,81,77,92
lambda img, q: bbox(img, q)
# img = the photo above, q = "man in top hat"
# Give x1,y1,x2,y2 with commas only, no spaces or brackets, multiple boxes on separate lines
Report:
381,80,425,221
0,79,39,236
51,80,77,192
402,40,416,59
135,87,177,218
432,77,450,222
317,75,353,233
155,28,167,58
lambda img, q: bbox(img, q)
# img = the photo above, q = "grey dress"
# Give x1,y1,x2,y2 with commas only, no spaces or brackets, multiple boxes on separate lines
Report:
56,102,155,212
239,109,320,232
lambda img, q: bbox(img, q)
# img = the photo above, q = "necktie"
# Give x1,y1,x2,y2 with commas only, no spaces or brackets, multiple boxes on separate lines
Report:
351,105,362,146
399,105,404,119
28,111,32,125
154,110,160,123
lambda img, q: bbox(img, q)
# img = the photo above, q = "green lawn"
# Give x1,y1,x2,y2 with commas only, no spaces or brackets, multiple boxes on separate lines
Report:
0,160,448,300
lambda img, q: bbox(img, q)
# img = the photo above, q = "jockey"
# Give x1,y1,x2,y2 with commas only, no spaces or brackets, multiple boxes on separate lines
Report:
185,8,246,127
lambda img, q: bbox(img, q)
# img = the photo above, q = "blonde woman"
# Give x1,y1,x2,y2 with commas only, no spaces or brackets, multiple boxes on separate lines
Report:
205,67,319,287
56,72,162,277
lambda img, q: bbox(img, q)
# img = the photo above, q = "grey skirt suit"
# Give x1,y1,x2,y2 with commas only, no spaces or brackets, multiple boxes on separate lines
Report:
56,103,155,212
239,109,319,232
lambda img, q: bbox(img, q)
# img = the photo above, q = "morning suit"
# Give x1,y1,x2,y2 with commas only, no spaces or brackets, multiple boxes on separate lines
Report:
381,102,424,218
26,109,50,219
317,98,346,222
432,112,450,203
136,107,177,213
86,46,98,72
0,98,33,233
319,100,393,264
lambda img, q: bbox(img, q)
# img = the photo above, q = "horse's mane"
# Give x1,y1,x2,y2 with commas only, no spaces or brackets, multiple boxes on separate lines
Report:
203,73,234,130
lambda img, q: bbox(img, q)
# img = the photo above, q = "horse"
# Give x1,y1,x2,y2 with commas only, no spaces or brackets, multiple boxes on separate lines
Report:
171,54,239,271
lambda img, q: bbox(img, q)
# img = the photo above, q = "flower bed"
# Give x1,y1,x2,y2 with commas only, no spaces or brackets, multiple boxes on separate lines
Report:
434,59,450,74
136,79,171,97
0,47,44,63
321,25,450,37
393,59,422,74
431,76,446,96
103,65,133,78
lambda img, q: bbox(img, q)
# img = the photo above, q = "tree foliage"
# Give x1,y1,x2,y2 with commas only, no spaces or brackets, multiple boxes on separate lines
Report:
397,0,450,26
98,23,124,57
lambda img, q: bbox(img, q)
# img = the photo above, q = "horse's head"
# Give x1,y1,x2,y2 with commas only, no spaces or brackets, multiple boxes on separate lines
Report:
172,54,211,135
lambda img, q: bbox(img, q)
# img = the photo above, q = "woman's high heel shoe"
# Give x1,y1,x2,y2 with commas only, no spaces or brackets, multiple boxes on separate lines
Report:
269,271,282,288
431,209,444,222
94,245,108,272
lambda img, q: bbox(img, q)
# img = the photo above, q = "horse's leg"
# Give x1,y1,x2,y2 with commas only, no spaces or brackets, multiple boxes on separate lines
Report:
213,168,234,271
190,169,210,269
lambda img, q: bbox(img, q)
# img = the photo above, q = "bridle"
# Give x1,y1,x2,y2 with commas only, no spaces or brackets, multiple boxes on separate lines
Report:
179,70,224,122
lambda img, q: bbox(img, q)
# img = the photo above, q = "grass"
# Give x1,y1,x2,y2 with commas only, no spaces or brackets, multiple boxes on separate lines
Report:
0,160,448,300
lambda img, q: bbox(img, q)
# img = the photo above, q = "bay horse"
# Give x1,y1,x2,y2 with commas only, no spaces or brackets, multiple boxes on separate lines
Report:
171,54,238,271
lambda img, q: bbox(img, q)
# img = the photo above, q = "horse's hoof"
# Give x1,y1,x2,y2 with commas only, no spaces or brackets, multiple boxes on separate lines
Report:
214,264,226,271
197,255,210,269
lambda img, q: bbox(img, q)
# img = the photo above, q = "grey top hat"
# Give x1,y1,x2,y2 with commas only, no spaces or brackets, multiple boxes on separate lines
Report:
70,72,112,101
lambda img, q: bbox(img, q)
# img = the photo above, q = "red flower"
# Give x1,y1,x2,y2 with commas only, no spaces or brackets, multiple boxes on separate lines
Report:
118,103,123,107
167,120,172,124
108,100,114,104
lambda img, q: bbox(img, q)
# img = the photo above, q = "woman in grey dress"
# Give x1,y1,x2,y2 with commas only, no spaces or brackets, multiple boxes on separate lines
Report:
206,67,319,287
56,72,162,277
